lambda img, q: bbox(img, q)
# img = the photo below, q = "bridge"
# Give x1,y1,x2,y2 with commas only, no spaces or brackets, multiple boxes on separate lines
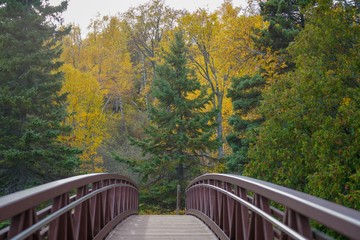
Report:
0,173,359,240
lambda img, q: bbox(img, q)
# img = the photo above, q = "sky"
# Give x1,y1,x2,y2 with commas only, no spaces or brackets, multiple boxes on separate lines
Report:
48,0,248,34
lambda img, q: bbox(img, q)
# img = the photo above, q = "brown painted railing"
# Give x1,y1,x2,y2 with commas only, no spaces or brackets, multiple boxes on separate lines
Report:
186,173,360,240
0,173,138,240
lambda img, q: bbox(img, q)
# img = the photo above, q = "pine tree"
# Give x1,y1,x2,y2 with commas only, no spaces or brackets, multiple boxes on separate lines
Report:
255,0,313,74
257,0,310,53
130,32,218,211
0,0,79,195
225,0,312,174
226,75,265,173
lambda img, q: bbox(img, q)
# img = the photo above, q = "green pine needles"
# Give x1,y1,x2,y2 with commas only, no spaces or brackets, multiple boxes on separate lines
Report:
0,0,79,195
226,74,265,173
130,32,218,212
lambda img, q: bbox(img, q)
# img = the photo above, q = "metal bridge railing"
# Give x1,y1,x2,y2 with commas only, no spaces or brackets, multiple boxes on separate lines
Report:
186,173,360,240
0,173,138,240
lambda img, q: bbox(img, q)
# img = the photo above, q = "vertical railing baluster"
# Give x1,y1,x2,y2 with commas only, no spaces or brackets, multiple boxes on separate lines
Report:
125,185,129,212
114,180,120,216
234,186,243,240
209,180,215,221
129,186,133,211
226,183,235,239
74,185,92,239
128,186,131,211
201,181,205,215
102,180,110,225
91,181,104,236
121,183,126,213
133,186,136,210
8,208,39,239
216,181,223,228
247,194,273,240
191,187,195,210
186,188,189,210
199,182,203,213
194,186,198,211
221,182,229,237
237,187,249,240
108,179,116,221
48,193,74,240
205,180,210,216
281,208,312,239
119,181,123,213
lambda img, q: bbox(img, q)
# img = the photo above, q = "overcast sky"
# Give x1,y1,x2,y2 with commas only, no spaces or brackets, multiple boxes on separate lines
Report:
48,0,248,34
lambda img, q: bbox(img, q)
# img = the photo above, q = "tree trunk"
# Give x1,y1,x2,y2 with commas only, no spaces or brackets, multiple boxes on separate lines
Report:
216,93,224,159
117,96,127,132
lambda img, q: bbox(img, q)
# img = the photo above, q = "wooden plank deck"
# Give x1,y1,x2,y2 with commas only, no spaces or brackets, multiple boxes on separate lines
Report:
106,215,218,240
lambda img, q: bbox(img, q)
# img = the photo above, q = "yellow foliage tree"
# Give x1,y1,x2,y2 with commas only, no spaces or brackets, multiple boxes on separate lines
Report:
180,1,266,158
121,0,180,109
59,64,108,173
96,16,135,131
64,17,136,131
61,25,83,69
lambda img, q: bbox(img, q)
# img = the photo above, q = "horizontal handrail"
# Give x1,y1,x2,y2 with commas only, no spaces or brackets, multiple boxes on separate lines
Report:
0,173,139,240
186,173,360,240
0,173,136,221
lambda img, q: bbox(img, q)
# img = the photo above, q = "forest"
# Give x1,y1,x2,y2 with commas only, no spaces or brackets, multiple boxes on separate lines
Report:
0,0,359,214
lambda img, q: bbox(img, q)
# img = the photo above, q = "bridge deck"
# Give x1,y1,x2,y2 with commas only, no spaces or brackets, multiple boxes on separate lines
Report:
106,215,218,240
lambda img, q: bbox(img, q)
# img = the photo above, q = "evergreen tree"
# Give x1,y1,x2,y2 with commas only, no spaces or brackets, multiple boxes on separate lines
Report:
226,75,265,173
0,0,79,195
130,32,218,211
257,0,311,53
246,0,360,210
255,0,313,74
225,0,313,174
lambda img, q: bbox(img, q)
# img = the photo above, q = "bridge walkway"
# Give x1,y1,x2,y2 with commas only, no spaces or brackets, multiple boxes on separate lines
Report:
106,215,218,240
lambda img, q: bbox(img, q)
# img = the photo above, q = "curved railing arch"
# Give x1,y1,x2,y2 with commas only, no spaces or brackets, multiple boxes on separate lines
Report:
186,173,360,240
0,173,138,240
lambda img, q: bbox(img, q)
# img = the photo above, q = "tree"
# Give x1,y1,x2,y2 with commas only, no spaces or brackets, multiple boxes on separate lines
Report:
61,17,148,176
225,0,310,174
79,16,135,132
59,64,107,173
180,2,265,159
226,75,265,173
121,0,180,109
0,0,79,195
255,0,313,73
257,0,311,53
130,32,218,211
61,25,83,70
246,0,360,210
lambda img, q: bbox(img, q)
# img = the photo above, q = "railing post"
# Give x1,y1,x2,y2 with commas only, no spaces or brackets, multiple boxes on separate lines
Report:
176,185,180,215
